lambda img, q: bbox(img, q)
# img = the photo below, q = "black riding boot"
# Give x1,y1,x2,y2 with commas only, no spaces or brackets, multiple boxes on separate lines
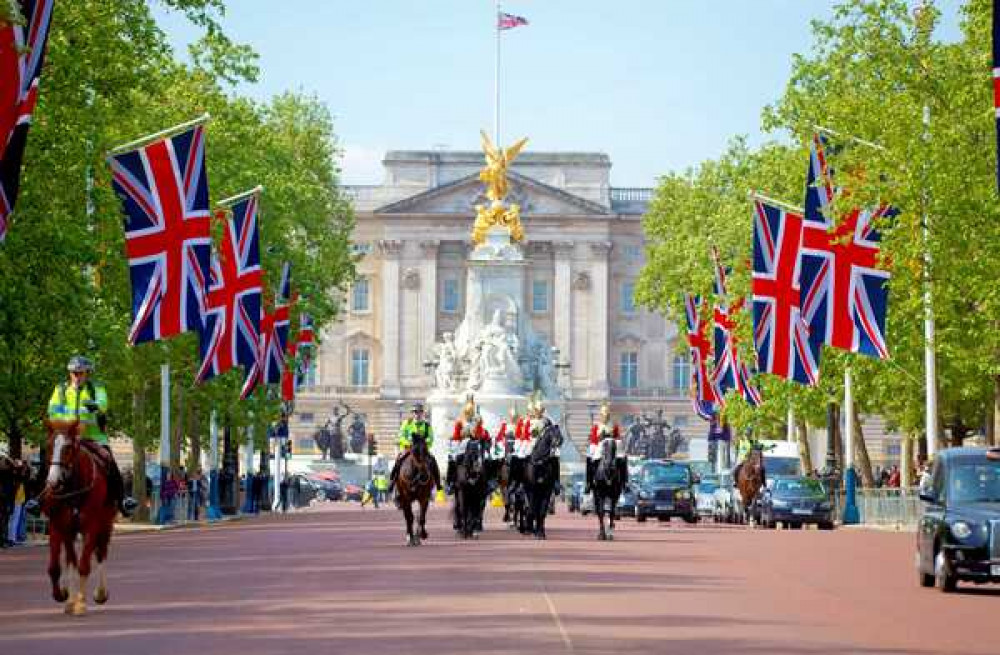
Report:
429,457,442,491
388,453,404,494
103,446,137,518
551,458,561,495
617,459,629,492
585,458,595,493
445,460,456,495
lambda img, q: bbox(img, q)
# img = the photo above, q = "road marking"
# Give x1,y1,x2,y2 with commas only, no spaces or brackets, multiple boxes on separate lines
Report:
541,585,574,652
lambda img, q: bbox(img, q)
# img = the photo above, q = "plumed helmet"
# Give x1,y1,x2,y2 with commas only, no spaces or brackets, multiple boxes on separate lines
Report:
462,395,476,420
67,356,94,373
599,402,611,421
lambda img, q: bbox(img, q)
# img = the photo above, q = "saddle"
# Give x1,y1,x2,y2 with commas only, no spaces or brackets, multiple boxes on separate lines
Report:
79,440,114,478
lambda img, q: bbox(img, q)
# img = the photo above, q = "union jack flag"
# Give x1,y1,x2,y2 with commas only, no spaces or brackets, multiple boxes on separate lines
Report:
498,11,528,30
241,262,291,399
196,195,263,383
684,294,716,420
109,125,211,344
0,0,54,243
751,198,820,385
800,134,893,360
710,248,763,408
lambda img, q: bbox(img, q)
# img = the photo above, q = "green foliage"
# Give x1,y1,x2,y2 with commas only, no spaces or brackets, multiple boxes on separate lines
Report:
640,0,999,441
0,1,354,456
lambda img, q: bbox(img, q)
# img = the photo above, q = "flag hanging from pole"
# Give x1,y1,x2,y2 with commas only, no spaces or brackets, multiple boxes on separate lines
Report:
0,0,54,243
993,0,1000,191
196,194,263,383
241,262,291,399
498,11,528,30
799,134,893,360
751,198,820,385
683,294,717,420
710,248,763,408
109,123,212,345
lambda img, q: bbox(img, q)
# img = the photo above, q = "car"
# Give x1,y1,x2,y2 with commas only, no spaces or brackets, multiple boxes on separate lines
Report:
617,477,639,519
285,474,319,508
343,481,363,502
634,460,698,524
916,447,1000,593
758,476,834,529
306,475,343,501
713,470,738,523
694,475,720,518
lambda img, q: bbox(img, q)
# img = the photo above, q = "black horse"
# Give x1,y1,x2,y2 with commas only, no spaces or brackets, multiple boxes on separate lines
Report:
454,440,487,539
525,421,562,540
592,438,625,541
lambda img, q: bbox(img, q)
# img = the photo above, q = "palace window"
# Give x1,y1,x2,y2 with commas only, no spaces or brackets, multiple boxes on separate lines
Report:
621,281,636,314
623,244,641,261
352,277,370,312
672,354,690,391
532,279,549,313
619,351,638,389
350,348,370,387
442,278,460,313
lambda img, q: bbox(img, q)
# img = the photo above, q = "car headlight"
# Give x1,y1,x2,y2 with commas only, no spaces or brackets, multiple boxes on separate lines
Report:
951,521,973,540
675,490,691,500
638,489,651,500
818,502,832,510
771,499,789,509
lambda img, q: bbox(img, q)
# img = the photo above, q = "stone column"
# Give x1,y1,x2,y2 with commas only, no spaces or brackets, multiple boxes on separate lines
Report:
419,240,439,380
589,241,612,395
378,239,403,398
552,241,574,362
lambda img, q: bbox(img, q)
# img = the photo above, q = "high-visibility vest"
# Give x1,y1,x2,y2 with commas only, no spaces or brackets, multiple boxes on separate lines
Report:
398,419,433,450
47,380,109,444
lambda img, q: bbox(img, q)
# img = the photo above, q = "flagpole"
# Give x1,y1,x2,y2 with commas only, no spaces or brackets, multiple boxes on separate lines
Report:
842,366,860,524
748,190,804,214
216,185,264,209
812,125,886,152
494,0,501,145
156,364,171,525
108,114,211,156
921,104,938,460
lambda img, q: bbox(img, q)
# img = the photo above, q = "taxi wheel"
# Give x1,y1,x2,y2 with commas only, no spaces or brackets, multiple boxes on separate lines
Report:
934,551,957,593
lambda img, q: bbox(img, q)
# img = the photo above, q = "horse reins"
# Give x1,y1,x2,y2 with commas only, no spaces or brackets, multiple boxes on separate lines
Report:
43,438,97,503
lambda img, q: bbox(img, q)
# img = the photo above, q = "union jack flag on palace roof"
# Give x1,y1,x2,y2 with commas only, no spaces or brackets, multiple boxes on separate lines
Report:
109,124,212,345
683,294,717,421
800,134,893,360
0,0,54,243
751,198,821,386
196,194,263,383
241,262,291,399
710,248,763,408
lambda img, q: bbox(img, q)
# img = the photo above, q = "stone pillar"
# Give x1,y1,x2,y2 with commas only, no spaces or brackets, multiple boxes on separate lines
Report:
378,239,403,397
589,241,612,395
419,240,439,379
552,241,574,362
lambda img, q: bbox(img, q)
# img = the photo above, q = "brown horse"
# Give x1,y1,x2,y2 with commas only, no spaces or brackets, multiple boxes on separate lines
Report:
395,433,434,546
735,447,766,526
40,420,117,615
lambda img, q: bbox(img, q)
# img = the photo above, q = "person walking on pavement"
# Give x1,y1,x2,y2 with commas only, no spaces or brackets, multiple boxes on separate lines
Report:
27,356,137,517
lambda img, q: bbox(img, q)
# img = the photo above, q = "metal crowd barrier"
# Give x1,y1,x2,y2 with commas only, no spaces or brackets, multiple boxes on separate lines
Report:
855,487,923,528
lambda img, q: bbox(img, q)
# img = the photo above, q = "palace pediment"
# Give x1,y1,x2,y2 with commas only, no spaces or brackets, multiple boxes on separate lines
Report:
374,172,612,217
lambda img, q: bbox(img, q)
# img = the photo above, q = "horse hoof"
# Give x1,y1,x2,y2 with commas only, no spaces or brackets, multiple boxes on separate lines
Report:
597,533,606,541
94,588,109,605
53,588,68,603
608,533,615,541
420,530,429,540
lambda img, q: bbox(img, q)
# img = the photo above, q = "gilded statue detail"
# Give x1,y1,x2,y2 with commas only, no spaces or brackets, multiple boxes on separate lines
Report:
472,130,529,246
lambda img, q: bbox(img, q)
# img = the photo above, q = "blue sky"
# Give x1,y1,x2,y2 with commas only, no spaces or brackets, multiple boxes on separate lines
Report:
154,1,963,187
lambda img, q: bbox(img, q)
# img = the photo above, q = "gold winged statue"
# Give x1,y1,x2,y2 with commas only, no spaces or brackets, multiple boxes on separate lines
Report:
472,130,529,246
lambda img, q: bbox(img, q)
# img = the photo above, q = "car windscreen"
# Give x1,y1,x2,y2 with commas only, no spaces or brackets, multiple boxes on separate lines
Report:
642,465,690,486
764,456,802,477
947,459,1000,504
773,478,825,497
695,482,718,493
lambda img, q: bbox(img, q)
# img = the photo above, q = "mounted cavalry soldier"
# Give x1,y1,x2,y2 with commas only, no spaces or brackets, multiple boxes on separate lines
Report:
447,398,489,494
28,356,137,517
586,403,627,495
528,397,562,496
388,402,441,497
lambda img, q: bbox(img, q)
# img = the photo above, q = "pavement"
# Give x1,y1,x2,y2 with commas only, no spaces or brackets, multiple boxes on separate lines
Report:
0,503,997,655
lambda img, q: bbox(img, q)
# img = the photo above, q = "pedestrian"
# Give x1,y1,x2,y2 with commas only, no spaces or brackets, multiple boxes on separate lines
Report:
887,465,901,488
279,478,289,513
161,473,179,523
188,470,204,521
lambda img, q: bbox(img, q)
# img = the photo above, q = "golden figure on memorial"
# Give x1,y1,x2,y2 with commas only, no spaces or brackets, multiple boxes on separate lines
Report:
472,130,529,246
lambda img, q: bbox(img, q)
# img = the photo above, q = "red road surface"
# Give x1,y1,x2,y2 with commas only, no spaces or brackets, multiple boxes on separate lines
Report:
0,504,997,655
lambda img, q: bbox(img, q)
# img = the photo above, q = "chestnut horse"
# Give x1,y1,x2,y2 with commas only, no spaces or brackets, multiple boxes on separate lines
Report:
395,433,434,546
735,447,766,526
40,420,117,615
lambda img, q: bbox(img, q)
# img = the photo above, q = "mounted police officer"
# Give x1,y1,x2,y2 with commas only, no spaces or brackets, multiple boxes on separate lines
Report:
733,429,768,487
29,356,137,517
388,402,441,496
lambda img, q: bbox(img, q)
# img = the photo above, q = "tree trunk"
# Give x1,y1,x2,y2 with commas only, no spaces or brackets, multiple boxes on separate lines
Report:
851,407,875,488
170,378,184,475
131,386,149,522
832,404,844,472
186,406,201,474
901,433,914,488
796,417,812,474
8,419,22,460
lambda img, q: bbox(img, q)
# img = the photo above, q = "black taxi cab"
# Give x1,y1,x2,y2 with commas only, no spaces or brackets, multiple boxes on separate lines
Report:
916,447,1000,592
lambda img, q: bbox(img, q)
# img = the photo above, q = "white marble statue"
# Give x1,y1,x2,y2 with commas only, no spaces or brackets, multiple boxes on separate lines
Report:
435,332,459,392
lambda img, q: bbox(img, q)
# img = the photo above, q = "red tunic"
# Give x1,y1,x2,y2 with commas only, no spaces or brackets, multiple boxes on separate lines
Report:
588,423,621,445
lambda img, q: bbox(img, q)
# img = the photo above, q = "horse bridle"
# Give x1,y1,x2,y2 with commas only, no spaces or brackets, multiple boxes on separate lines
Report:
43,432,96,503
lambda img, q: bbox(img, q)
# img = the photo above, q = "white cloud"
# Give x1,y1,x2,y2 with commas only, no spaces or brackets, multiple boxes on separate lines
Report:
338,145,385,185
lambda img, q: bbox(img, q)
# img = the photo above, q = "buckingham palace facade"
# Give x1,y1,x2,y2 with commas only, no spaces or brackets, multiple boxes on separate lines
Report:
286,149,711,457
